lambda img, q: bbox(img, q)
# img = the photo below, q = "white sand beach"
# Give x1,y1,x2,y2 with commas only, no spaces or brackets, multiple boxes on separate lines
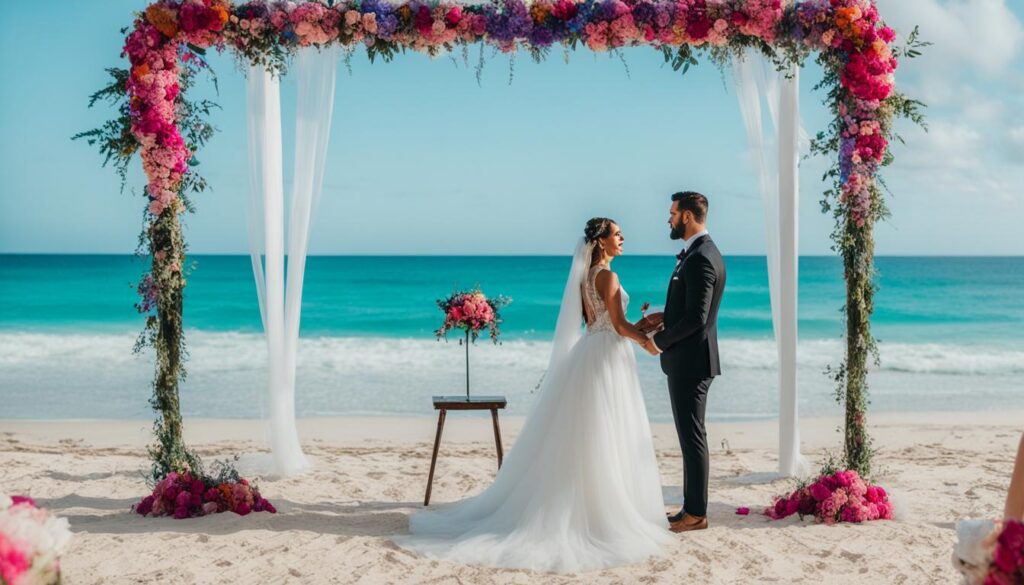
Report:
1,411,1020,584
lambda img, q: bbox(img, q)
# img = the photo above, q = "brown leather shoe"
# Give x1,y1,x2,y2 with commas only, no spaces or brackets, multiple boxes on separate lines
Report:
669,514,708,533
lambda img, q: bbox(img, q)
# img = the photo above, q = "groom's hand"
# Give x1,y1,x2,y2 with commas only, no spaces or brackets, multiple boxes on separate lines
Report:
636,312,664,333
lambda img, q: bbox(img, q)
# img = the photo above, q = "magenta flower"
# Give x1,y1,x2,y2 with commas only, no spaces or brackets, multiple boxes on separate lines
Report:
809,481,831,502
9,496,36,508
135,495,155,516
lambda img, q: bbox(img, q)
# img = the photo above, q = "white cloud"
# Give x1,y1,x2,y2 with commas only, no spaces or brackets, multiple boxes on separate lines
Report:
889,121,1024,202
877,0,1023,76
1006,126,1024,161
867,1,1024,204
898,120,983,171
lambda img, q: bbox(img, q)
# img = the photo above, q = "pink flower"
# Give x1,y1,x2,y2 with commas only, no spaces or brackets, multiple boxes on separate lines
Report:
552,0,578,21
993,520,1024,573
840,502,869,523
877,502,894,520
235,502,252,516
785,495,801,516
849,477,867,498
415,5,433,35
164,485,179,504
362,13,377,34
201,502,218,515
831,488,849,509
833,470,855,488
809,481,832,502
174,506,190,520
0,532,31,585
445,6,463,27
10,496,35,508
865,502,879,520
817,496,839,525
736,507,750,515
176,491,192,511
768,497,788,519
865,485,885,503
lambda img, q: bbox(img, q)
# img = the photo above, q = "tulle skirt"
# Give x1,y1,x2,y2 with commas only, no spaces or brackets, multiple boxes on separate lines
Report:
395,330,673,573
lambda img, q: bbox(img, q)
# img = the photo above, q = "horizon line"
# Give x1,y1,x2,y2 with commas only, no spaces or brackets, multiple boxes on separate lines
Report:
2,252,1023,259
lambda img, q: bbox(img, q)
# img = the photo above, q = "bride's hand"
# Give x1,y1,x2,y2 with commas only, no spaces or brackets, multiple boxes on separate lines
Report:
634,311,659,333
638,338,659,356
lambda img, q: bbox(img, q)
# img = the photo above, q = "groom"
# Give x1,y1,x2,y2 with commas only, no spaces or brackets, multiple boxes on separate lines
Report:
639,191,726,533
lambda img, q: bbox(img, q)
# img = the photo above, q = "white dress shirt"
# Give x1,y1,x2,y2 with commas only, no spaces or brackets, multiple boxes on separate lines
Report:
681,229,709,254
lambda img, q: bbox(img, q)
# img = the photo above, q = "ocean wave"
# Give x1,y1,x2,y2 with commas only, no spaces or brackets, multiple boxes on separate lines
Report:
722,338,1024,376
2,330,1022,420
1,331,1021,376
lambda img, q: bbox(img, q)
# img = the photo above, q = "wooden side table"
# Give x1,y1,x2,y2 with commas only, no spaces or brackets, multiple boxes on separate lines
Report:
424,395,507,506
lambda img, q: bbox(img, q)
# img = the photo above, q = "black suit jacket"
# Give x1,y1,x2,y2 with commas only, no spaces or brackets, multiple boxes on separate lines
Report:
653,234,726,379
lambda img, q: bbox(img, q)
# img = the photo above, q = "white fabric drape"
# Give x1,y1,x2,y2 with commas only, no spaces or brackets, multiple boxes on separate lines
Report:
244,46,339,477
733,51,810,478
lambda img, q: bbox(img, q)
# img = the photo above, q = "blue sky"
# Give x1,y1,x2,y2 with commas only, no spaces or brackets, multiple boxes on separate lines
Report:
0,0,1021,256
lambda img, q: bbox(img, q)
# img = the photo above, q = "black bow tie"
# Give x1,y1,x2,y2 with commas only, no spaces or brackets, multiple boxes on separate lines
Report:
676,249,688,261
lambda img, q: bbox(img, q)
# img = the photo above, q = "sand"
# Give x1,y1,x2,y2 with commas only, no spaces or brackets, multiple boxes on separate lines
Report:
2,411,1020,584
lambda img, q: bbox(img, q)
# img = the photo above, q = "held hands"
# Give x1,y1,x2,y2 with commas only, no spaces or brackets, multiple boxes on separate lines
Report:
637,336,659,356
632,302,661,355
635,311,664,335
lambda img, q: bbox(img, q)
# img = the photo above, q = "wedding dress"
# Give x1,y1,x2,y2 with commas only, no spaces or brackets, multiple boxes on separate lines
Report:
396,239,673,573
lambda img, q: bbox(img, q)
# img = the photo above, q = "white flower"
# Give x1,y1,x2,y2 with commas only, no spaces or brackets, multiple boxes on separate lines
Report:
952,519,997,585
0,500,73,584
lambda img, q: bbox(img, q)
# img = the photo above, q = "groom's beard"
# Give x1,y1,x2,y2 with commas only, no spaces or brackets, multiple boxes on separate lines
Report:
670,223,686,240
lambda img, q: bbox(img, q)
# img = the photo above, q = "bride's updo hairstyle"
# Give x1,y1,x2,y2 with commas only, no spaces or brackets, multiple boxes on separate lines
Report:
583,217,615,244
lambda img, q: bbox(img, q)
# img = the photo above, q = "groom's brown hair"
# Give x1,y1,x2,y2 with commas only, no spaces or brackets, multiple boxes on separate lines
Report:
671,191,708,223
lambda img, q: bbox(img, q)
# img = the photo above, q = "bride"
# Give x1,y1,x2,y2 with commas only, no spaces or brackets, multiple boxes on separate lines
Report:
395,217,674,573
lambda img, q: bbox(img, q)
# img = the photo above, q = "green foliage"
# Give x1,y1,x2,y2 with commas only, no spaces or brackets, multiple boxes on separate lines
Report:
71,68,136,192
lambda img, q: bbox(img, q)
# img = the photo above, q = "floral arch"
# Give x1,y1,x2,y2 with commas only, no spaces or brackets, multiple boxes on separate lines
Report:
79,0,924,482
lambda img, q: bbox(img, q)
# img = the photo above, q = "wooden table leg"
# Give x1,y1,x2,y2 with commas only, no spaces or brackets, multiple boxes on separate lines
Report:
491,408,504,469
424,409,447,506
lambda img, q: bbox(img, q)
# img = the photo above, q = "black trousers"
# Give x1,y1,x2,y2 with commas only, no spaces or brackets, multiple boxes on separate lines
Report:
667,374,713,517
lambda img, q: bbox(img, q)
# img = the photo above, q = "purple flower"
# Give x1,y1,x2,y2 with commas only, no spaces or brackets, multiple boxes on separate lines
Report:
529,26,556,46
632,1,657,26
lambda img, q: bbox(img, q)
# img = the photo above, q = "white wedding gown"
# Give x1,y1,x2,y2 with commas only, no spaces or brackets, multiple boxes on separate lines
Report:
396,254,673,573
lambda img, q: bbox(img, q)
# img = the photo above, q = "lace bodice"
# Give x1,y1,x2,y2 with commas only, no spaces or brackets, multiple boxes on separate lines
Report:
582,265,629,334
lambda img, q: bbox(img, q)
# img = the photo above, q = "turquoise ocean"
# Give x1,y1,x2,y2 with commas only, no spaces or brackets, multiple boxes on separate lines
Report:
1,255,1022,422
